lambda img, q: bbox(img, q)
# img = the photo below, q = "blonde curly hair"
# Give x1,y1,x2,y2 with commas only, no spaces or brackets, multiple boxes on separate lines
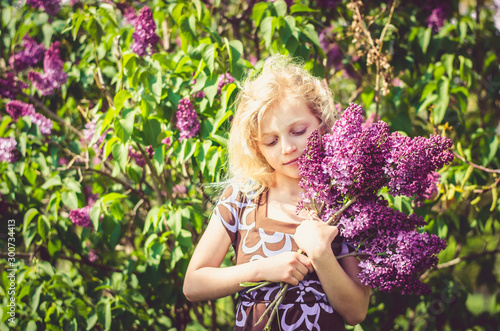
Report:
226,54,339,198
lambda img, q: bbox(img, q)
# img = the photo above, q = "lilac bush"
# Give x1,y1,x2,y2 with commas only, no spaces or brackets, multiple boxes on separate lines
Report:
297,103,453,294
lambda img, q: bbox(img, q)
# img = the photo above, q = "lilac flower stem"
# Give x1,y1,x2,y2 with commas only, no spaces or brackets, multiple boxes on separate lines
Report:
326,197,358,226
336,251,369,260
256,283,288,329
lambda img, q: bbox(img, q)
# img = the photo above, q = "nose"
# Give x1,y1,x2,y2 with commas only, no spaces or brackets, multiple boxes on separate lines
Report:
281,138,297,155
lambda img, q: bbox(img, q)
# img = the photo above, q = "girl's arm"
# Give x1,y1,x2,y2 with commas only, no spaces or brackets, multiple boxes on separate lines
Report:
294,220,370,326
183,213,313,302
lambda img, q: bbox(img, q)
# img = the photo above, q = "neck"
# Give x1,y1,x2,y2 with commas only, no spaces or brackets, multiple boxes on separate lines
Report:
271,176,303,203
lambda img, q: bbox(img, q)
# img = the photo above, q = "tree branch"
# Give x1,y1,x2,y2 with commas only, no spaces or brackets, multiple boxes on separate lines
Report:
453,151,500,174
24,93,84,138
420,249,500,280
77,166,151,205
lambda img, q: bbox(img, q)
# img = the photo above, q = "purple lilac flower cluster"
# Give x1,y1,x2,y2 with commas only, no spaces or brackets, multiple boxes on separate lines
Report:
115,1,138,25
314,0,342,10
298,103,453,294
425,0,450,32
82,119,110,157
176,98,200,141
385,133,453,201
28,42,67,96
319,26,343,71
6,100,52,135
88,249,98,262
0,73,29,99
0,138,20,163
128,145,154,167
217,73,235,94
69,206,92,228
9,36,46,72
131,7,160,56
26,0,61,16
162,136,172,148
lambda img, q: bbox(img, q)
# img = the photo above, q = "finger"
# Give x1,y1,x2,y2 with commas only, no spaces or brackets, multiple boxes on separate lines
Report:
297,254,314,273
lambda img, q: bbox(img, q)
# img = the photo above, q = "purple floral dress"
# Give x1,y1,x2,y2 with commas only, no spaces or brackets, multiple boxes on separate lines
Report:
215,184,354,330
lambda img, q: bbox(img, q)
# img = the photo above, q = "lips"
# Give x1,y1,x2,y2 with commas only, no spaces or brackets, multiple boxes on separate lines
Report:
283,157,299,165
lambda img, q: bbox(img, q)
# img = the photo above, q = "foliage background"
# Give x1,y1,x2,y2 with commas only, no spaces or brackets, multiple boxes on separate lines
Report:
0,0,499,330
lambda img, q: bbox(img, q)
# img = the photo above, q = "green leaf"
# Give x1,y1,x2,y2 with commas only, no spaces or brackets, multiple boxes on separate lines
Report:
102,192,128,204
252,2,268,27
105,301,112,331
417,93,438,114
420,81,437,101
87,312,98,330
151,70,163,103
179,15,196,44
206,146,221,179
104,136,119,160
63,177,82,193
39,261,55,276
114,90,133,113
37,215,50,242
419,27,432,54
202,43,216,73
143,117,161,147
90,202,101,231
116,111,135,143
261,16,277,50
19,132,27,157
209,133,228,147
192,0,204,21
442,54,455,78
72,12,85,41
143,206,160,234
487,137,499,165
290,4,318,14
98,4,119,28
166,209,183,237
433,78,450,124
86,17,103,43
203,74,219,106
62,191,78,210
301,23,321,48
112,142,128,173
273,0,288,17
24,208,40,229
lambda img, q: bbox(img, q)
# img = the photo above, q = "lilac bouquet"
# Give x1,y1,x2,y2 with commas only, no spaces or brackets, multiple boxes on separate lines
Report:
298,103,453,294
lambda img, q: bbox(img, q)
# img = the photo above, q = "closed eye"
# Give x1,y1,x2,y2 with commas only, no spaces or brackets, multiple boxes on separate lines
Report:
267,139,278,146
293,129,307,136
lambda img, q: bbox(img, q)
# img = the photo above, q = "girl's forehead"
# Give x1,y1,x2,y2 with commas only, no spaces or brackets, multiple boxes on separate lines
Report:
259,98,315,133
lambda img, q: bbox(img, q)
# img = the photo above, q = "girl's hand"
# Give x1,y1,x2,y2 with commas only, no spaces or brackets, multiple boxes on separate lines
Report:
256,251,313,286
294,211,339,259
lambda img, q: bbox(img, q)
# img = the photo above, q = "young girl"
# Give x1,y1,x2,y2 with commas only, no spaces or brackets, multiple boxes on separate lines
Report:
183,55,370,330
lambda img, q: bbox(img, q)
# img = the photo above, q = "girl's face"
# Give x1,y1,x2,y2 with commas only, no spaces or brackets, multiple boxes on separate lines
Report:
258,97,321,184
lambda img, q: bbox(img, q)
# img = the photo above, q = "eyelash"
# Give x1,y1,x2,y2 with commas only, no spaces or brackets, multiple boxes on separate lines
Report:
266,129,307,146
